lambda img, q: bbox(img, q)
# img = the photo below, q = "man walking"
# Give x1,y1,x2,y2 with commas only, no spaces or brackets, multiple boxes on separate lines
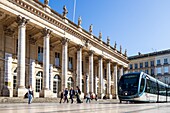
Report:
63,88,69,103
69,87,75,104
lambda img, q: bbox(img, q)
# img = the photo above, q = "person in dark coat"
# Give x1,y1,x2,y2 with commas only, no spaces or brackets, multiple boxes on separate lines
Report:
75,86,82,103
69,87,75,104
63,88,69,103
59,90,64,103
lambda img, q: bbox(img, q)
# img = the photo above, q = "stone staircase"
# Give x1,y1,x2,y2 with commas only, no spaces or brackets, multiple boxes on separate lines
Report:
0,97,60,103
0,97,119,104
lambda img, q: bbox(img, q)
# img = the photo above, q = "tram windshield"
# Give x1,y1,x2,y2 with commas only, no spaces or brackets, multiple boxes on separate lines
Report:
118,73,140,96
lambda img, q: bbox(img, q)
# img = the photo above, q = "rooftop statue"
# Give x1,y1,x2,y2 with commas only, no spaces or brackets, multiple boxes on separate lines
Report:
99,32,102,40
114,41,117,49
120,45,122,53
89,24,93,34
107,36,110,45
44,0,49,5
78,16,82,27
125,49,127,56
63,5,68,18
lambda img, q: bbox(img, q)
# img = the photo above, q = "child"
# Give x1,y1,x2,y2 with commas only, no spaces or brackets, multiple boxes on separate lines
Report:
86,93,91,103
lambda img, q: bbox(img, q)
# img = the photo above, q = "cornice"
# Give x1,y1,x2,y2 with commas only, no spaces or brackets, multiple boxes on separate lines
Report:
7,0,129,63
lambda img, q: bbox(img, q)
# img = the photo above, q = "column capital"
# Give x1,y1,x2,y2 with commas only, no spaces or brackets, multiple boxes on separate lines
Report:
42,27,52,37
16,15,29,26
98,55,103,60
77,44,83,51
89,50,95,56
106,59,111,63
113,62,118,66
62,37,70,45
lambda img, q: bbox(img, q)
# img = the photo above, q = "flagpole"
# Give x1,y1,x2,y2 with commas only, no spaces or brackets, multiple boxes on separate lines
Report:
73,0,76,23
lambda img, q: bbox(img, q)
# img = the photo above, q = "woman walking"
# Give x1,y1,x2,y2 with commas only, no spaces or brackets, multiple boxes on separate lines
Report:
75,86,82,103
28,85,33,104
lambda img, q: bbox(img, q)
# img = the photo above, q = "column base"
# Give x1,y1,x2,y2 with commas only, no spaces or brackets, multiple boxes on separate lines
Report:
18,87,27,98
112,94,119,99
40,89,52,98
100,93,105,99
1,86,13,97
108,94,112,99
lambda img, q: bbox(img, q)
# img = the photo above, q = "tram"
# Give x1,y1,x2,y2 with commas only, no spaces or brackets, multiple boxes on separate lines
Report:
118,72,170,103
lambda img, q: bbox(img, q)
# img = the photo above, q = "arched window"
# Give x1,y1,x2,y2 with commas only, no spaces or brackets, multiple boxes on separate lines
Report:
53,75,61,94
82,80,84,93
67,77,74,89
13,68,17,89
36,71,43,92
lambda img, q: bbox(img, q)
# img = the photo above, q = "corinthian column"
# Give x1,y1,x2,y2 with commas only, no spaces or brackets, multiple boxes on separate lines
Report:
43,28,51,90
40,28,52,97
62,38,69,90
119,66,123,79
114,64,118,99
77,45,83,91
98,55,104,98
107,60,112,99
89,50,94,93
16,15,28,97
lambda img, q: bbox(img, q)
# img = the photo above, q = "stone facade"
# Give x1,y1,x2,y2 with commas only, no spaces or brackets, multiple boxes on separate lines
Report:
128,49,170,85
0,0,128,99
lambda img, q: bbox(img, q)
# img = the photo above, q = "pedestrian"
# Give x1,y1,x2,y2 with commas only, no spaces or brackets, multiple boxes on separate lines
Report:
95,94,98,101
59,90,64,103
28,85,33,104
69,87,75,104
86,92,91,103
75,86,82,103
63,88,69,103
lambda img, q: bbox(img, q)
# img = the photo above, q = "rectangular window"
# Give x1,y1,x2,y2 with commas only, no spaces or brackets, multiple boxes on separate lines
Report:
151,68,154,76
164,58,168,64
135,63,138,69
164,66,169,74
157,59,161,65
145,69,149,74
130,64,133,69
157,67,161,75
68,57,73,70
55,52,60,67
145,62,148,68
150,61,154,67
38,46,43,63
140,63,143,68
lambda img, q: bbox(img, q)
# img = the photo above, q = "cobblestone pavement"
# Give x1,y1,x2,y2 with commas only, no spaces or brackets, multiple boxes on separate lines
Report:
1,100,170,113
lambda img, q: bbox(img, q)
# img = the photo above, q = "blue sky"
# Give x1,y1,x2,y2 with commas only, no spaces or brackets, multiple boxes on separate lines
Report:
39,0,170,56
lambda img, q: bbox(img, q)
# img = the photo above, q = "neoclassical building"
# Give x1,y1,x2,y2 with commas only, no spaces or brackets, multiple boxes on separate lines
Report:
0,0,129,99
128,49,170,85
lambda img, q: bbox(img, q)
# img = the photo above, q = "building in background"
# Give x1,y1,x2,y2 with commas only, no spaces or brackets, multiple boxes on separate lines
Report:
0,0,128,99
128,49,170,85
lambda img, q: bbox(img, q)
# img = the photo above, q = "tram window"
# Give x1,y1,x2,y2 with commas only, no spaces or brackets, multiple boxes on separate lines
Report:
146,80,157,94
159,84,166,96
140,78,145,93
167,88,170,96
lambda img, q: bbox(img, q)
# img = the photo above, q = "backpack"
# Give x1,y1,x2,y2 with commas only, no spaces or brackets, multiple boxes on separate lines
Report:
29,90,33,95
